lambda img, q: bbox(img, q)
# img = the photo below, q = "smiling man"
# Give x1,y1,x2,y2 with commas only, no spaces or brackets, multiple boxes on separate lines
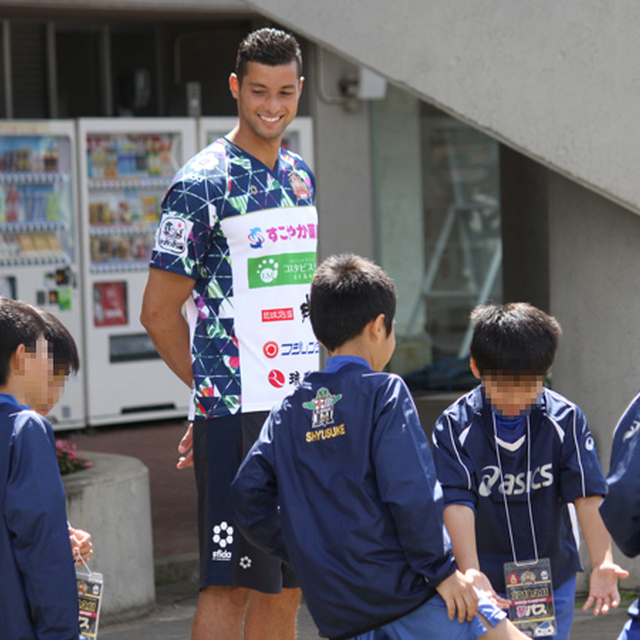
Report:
141,28,317,640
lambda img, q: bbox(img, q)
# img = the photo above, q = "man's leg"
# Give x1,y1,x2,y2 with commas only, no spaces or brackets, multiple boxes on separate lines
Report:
191,585,250,640
244,586,302,640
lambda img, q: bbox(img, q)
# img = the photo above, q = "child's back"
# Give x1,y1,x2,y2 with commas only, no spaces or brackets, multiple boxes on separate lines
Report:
234,354,452,637
232,255,529,640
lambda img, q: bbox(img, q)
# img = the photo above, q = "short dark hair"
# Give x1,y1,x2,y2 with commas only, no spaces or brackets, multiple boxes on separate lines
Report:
0,297,46,386
470,302,562,376
37,308,80,377
310,254,396,352
235,28,302,83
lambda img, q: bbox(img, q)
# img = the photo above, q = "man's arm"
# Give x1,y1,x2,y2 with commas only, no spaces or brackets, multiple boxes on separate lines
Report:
575,495,629,615
140,267,195,388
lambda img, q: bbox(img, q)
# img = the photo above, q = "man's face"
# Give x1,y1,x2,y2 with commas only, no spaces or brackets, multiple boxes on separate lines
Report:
230,60,303,143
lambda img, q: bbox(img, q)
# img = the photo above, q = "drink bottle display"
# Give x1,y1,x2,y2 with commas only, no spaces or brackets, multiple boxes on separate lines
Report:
78,118,197,427
0,120,84,430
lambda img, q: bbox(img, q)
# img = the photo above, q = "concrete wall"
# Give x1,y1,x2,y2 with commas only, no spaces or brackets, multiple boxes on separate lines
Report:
243,0,640,219
309,48,376,261
549,175,640,467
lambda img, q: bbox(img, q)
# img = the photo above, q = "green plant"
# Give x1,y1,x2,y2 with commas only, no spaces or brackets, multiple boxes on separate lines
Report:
56,439,92,476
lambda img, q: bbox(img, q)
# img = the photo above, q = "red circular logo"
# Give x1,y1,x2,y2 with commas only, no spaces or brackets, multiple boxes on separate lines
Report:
268,369,285,388
263,341,279,359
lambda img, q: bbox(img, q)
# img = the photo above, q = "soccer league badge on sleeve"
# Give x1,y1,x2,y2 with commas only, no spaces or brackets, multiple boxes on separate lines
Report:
155,215,192,258
288,171,312,201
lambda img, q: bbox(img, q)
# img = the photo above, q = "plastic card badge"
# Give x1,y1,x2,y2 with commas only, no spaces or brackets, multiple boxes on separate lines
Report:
504,558,556,638
76,560,104,640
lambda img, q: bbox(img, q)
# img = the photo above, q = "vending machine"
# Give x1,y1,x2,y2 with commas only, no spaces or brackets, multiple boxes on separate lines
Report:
198,116,314,168
0,120,85,430
77,118,198,426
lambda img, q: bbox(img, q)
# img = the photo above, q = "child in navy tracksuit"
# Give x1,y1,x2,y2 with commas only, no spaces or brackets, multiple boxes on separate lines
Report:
231,254,528,640
432,303,627,640
0,298,80,639
600,391,640,640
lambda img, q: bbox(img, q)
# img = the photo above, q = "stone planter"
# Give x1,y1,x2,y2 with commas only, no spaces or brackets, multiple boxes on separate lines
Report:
63,451,156,622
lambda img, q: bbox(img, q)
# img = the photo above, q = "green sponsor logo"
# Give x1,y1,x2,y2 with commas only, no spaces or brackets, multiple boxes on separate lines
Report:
248,252,316,289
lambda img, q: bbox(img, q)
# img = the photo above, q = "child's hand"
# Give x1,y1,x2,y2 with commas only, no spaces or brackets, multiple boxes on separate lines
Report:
583,561,629,615
464,568,511,609
436,569,479,622
69,527,93,565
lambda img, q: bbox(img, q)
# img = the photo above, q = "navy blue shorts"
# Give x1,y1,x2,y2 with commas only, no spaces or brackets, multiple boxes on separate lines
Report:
193,412,298,594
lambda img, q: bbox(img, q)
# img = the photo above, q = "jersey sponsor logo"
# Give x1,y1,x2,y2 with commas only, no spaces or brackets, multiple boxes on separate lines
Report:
478,463,554,497
246,223,317,249
155,215,192,257
288,171,312,200
289,370,311,387
623,420,640,442
261,307,294,322
303,387,342,428
300,293,311,323
263,341,279,358
268,369,286,388
263,340,320,358
248,227,265,249
248,252,316,289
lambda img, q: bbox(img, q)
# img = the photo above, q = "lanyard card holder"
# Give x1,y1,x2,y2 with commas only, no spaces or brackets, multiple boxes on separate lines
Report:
76,556,104,640
504,557,556,638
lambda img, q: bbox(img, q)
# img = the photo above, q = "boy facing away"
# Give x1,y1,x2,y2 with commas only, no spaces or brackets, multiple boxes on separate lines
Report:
231,254,528,640
600,389,640,640
0,297,80,639
432,303,628,640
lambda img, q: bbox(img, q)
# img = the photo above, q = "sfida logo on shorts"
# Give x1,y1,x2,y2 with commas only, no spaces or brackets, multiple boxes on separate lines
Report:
211,521,233,561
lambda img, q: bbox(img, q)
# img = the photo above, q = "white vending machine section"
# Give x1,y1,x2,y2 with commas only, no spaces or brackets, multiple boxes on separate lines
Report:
0,120,85,430
198,116,314,169
77,118,197,426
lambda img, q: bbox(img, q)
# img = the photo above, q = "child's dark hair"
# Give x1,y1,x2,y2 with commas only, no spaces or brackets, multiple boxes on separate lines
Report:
36,308,80,377
310,254,396,352
470,302,562,376
235,27,302,82
0,297,46,386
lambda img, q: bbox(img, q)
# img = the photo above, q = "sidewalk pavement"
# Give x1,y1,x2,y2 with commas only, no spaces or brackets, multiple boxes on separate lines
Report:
70,420,633,639
99,579,631,640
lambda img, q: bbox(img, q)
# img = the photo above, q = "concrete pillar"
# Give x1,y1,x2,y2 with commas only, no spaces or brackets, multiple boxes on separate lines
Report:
500,145,550,312
310,47,376,261
64,452,156,621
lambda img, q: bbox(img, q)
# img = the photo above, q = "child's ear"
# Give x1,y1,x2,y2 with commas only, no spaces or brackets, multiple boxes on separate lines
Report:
371,314,387,340
11,343,27,377
469,357,482,380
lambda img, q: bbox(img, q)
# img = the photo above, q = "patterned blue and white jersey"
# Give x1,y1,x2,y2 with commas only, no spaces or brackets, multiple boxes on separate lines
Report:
150,137,318,420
